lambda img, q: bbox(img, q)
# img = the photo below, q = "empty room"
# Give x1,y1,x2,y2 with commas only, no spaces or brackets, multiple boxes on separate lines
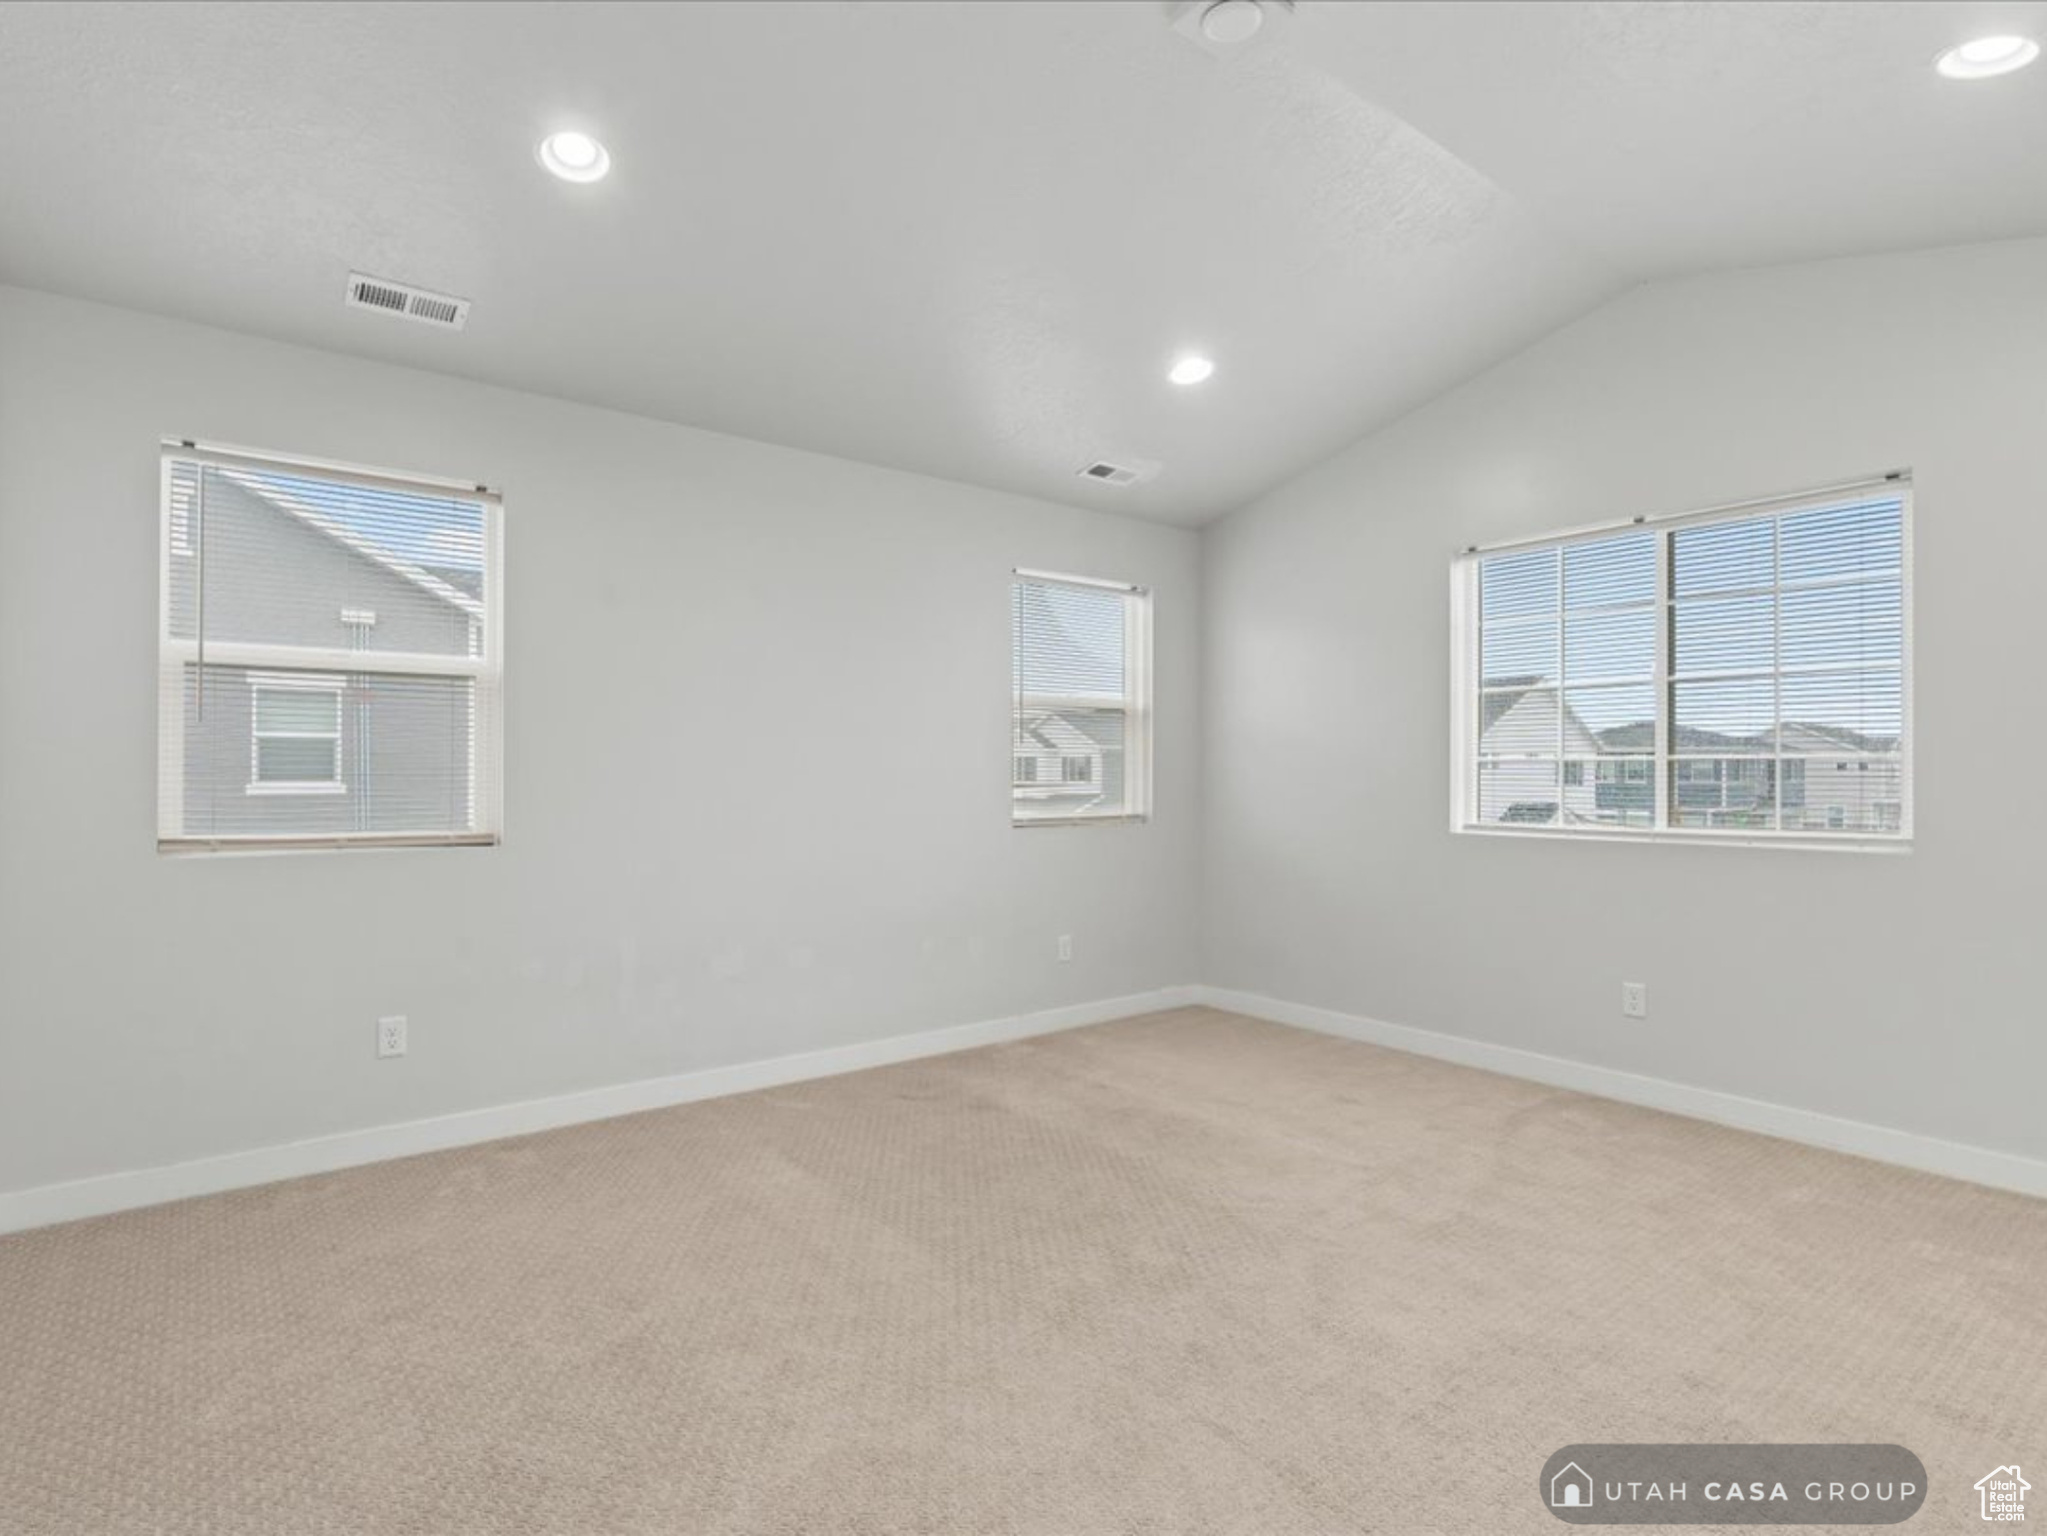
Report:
2,1,2043,1531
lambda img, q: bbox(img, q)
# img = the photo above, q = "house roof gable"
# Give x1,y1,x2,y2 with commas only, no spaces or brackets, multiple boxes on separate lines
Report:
1017,713,1102,755
219,467,485,622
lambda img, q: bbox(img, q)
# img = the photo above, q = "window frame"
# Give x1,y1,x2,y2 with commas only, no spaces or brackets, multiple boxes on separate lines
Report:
156,440,505,854
1449,475,1912,852
246,672,346,795
1011,568,1153,828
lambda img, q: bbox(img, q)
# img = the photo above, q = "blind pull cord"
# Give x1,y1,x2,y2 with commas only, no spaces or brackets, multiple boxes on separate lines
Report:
194,467,206,721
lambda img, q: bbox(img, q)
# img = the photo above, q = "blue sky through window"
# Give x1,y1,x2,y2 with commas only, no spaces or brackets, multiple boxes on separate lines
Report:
231,467,486,577
1480,495,1903,747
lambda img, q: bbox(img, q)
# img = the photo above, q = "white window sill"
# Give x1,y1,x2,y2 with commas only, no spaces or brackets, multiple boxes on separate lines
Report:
1013,813,1149,829
160,832,499,856
1455,823,1911,855
246,782,348,796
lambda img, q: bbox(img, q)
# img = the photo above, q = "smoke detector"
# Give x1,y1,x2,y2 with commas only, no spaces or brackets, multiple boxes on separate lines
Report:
345,272,471,331
1077,457,1162,488
1170,0,1295,56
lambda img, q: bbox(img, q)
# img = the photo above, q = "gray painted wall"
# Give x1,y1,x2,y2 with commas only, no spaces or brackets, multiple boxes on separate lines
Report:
1201,237,2047,1164
5,235,2038,1199
0,285,1201,1196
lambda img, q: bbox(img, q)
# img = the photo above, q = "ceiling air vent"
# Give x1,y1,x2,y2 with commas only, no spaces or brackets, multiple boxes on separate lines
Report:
1077,457,1161,488
345,272,471,331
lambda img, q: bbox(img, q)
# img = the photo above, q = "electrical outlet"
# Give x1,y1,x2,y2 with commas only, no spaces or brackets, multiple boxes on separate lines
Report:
1056,934,1074,963
377,1015,408,1058
1621,982,1648,1020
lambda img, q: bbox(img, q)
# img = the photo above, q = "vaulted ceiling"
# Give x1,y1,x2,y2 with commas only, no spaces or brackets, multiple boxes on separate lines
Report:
2,1,2041,524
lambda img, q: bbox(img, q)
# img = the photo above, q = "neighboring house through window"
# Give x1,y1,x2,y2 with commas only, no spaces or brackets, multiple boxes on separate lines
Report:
1453,477,1909,844
157,444,503,851
1011,570,1151,824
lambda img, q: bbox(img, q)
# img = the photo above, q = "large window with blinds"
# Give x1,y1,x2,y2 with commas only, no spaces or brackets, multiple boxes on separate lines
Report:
1453,478,1909,844
1012,570,1151,824
158,444,503,851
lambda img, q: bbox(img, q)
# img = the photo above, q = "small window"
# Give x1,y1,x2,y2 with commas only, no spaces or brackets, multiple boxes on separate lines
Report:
1012,570,1151,824
249,675,343,793
1454,479,1909,844
158,444,502,851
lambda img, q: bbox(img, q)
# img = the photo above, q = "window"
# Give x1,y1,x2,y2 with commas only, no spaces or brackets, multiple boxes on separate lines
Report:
1012,570,1150,824
158,444,503,851
1453,479,1908,844
249,675,343,792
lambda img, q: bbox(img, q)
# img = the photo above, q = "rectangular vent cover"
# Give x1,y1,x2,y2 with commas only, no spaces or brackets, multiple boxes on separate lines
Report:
1077,457,1160,487
346,272,471,331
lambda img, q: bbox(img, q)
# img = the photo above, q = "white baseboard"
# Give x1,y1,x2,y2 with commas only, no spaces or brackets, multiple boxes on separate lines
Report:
0,986,1202,1237
12,982,2035,1236
1192,985,2047,1200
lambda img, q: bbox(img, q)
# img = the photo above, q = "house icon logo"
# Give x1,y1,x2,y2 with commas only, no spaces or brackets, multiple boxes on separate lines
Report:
1976,1465,2029,1522
1551,1461,1594,1509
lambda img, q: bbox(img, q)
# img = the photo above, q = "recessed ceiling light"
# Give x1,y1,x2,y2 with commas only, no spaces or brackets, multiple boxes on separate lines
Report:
538,129,611,183
1168,355,1216,386
1935,35,2039,79
1199,0,1266,45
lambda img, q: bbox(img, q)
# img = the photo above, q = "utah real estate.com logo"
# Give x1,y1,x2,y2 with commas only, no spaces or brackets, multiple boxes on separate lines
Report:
1977,1465,2029,1523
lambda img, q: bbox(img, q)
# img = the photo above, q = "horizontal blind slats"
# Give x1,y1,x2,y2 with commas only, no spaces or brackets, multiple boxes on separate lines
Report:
160,454,501,848
1476,527,1657,827
1469,488,1906,838
1011,575,1145,822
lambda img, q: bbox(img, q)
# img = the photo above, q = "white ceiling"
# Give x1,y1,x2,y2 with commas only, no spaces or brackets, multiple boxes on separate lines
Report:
1,1,2042,525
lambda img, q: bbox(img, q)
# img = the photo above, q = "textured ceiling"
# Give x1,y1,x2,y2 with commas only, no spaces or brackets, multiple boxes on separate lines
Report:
0,1,2041,525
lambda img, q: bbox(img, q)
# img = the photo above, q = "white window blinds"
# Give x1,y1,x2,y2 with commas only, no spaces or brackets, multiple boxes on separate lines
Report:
1457,479,1909,843
158,445,503,851
1012,571,1151,824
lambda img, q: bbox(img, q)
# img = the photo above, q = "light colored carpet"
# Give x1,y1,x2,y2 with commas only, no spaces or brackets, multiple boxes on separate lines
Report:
2,1007,2042,1534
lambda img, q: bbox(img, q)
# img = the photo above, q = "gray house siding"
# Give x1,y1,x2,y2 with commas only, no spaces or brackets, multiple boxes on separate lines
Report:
1013,708,1123,818
181,670,474,836
168,473,476,656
